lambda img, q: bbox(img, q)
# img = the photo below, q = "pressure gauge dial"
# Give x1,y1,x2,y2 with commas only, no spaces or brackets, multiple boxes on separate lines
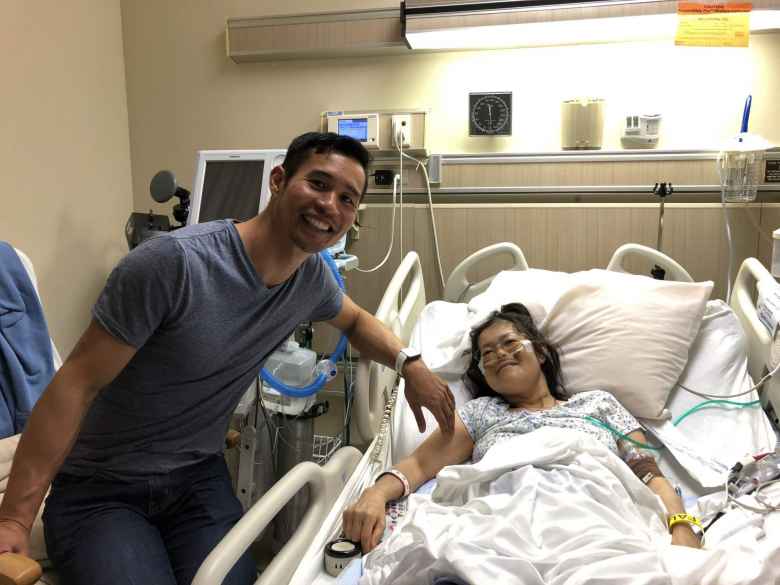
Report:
469,92,512,136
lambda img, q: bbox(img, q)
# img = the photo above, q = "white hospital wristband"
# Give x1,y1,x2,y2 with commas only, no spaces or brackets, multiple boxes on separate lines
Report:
376,469,411,498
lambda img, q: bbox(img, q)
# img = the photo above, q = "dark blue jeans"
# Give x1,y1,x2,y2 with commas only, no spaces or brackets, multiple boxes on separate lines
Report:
42,455,256,585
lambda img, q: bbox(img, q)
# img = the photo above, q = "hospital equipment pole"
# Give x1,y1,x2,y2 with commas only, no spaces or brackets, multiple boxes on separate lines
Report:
651,182,673,280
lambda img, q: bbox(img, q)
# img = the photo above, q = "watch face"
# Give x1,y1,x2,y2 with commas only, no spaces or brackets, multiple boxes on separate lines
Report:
469,92,512,136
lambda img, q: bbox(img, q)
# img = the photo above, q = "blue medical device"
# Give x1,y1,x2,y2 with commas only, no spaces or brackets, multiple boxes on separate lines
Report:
260,250,348,397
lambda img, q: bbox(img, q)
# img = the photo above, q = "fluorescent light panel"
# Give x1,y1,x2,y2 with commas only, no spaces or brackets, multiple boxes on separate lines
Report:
405,10,780,49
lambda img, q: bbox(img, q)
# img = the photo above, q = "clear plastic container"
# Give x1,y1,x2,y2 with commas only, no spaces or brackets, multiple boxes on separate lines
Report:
262,340,318,415
718,133,772,203
264,340,317,386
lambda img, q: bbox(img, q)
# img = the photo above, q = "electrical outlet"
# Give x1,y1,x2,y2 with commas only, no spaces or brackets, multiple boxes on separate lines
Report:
374,169,394,186
391,114,412,148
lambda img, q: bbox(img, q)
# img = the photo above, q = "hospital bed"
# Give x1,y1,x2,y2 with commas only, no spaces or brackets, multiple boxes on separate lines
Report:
193,242,780,585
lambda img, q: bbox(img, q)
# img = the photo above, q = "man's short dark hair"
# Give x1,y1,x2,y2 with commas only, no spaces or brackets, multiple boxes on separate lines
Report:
282,132,372,196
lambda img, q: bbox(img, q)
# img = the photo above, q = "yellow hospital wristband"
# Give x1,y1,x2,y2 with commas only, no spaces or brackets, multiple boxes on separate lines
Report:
667,513,702,534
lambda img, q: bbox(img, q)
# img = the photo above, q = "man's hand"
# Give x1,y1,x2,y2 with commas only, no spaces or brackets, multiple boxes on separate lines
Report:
402,360,455,435
0,518,30,556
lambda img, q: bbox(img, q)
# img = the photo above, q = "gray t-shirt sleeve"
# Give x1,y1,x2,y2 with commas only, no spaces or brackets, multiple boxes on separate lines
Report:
306,253,344,322
92,236,186,348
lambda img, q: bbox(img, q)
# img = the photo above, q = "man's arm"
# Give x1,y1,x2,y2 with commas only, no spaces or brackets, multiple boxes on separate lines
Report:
328,295,455,434
0,319,136,554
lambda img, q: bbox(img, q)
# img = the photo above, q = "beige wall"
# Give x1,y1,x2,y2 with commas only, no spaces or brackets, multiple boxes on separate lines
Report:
120,0,780,313
121,1,779,213
1,1,133,355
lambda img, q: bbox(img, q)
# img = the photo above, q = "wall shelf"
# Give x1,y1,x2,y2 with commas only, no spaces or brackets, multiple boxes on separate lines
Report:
226,8,406,63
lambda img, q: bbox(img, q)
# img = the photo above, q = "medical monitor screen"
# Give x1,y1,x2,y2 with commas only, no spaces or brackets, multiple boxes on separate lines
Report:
199,160,265,223
338,118,368,142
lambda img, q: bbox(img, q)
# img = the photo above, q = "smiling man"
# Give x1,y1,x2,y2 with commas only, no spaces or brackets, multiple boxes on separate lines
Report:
0,132,455,585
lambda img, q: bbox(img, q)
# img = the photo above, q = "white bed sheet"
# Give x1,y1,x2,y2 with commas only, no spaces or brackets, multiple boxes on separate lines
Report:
344,431,780,585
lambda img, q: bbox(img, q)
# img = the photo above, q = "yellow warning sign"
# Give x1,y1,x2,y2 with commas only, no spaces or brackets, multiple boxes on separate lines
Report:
675,2,752,47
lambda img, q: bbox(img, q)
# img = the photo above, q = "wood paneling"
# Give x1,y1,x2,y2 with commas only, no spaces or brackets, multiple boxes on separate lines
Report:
345,203,768,315
227,9,405,62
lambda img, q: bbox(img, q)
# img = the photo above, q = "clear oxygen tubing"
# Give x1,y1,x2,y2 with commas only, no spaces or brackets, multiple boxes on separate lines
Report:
672,398,761,426
582,397,761,451
719,173,736,303
259,250,348,398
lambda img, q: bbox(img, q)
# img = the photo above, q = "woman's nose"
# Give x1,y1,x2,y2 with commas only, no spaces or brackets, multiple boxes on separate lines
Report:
494,346,510,358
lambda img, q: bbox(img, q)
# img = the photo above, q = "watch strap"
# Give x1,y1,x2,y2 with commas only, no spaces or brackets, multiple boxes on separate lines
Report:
395,348,421,375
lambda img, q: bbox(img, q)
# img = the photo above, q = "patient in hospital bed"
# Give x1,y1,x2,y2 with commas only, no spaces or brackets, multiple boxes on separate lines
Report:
343,302,705,584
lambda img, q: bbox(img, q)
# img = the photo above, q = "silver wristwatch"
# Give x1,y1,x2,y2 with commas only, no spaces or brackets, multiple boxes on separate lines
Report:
395,347,422,376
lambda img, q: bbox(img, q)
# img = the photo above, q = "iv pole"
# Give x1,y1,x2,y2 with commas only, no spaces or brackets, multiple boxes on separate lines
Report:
651,182,673,280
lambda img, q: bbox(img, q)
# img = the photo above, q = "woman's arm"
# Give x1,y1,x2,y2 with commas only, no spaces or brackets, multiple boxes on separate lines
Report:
342,413,474,552
623,430,701,549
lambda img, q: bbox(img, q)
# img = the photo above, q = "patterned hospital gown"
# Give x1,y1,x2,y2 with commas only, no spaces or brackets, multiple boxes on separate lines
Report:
457,390,641,463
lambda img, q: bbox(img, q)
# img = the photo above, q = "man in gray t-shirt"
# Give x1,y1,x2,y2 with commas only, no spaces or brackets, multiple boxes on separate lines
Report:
0,133,456,585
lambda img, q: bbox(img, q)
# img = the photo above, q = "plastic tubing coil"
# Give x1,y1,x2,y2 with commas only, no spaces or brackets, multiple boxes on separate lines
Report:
259,250,348,398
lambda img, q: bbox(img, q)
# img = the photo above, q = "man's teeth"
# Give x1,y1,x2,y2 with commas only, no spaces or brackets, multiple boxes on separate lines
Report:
304,216,332,232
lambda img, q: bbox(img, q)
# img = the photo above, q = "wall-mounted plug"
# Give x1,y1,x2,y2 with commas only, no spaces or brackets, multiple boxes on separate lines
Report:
391,114,412,148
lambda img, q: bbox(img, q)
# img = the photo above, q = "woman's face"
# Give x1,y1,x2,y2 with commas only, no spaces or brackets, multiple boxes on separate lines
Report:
477,320,547,400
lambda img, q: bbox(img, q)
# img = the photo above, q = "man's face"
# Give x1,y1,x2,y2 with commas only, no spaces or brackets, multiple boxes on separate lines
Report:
269,151,364,254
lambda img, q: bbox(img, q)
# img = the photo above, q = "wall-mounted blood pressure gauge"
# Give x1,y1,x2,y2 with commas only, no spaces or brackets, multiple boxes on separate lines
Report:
469,92,512,136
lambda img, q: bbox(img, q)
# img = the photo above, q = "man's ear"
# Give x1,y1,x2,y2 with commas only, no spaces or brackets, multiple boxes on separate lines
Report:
269,165,286,197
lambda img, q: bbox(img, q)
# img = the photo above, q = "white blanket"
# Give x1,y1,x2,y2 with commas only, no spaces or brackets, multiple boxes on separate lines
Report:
360,430,780,585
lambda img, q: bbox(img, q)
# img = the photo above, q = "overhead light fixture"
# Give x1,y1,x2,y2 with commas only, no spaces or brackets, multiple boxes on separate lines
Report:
402,0,780,50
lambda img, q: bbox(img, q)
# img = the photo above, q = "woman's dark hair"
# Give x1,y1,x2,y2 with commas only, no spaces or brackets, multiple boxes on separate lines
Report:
282,132,372,197
464,302,567,402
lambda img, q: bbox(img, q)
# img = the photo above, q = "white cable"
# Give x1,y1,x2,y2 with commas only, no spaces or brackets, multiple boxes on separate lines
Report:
400,151,446,292
395,144,447,292
398,130,404,259
677,360,780,400
355,175,400,273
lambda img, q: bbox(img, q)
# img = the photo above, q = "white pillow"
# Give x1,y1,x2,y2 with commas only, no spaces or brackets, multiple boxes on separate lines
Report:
468,269,572,316
542,270,713,419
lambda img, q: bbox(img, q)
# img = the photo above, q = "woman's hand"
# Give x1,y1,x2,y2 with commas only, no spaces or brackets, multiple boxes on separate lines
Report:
342,487,388,553
671,524,702,549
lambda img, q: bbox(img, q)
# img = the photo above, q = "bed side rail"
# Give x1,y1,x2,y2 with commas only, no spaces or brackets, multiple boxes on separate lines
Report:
606,243,693,283
730,257,773,383
354,252,426,444
443,242,529,303
192,446,362,585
